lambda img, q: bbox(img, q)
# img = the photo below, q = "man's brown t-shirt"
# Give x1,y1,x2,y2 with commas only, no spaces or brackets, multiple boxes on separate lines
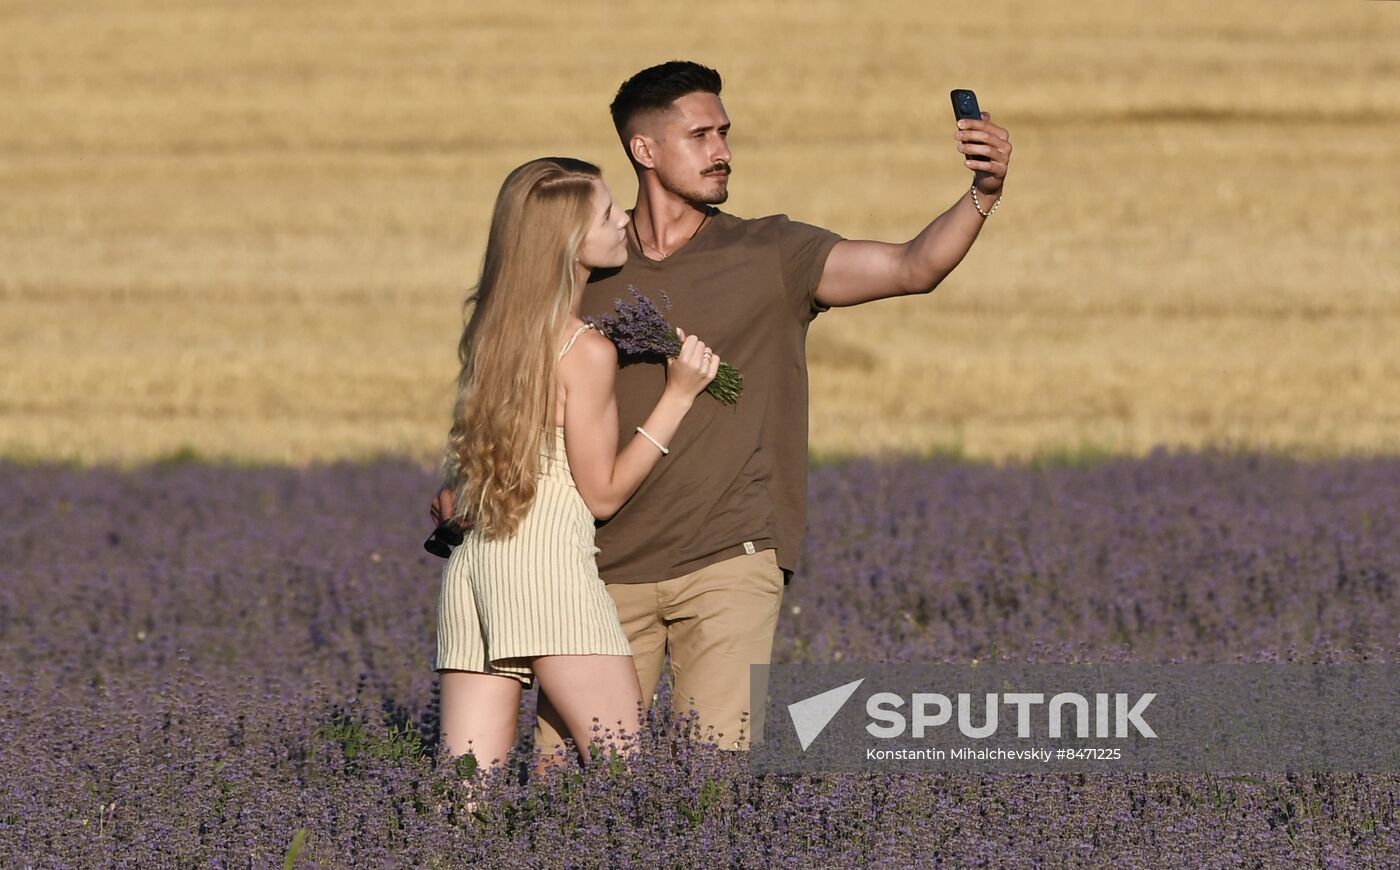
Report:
580,210,842,584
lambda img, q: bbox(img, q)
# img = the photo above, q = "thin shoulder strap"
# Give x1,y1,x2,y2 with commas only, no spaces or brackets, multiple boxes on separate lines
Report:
557,323,594,360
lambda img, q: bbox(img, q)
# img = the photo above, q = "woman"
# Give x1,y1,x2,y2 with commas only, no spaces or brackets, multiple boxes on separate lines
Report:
433,157,718,770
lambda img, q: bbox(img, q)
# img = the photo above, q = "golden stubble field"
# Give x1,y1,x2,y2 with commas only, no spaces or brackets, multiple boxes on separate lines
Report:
3,0,1399,465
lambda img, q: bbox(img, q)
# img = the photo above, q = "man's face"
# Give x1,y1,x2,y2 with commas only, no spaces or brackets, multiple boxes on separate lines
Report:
636,92,732,205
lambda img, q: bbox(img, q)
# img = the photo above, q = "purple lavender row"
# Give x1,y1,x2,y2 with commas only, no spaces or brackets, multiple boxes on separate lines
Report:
584,286,744,404
1,452,1397,865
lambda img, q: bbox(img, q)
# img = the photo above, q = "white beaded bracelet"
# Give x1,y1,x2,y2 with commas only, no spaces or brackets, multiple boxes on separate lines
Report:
969,186,1001,218
636,426,669,455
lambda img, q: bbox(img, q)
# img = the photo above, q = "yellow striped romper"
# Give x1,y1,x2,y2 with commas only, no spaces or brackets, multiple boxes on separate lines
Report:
434,323,633,684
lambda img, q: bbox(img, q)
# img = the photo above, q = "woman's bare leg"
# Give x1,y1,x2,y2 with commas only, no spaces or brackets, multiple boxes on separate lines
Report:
532,655,642,764
437,669,524,770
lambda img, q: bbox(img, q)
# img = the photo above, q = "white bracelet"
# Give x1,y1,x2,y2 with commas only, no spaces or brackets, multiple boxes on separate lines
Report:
635,426,669,455
969,186,1001,218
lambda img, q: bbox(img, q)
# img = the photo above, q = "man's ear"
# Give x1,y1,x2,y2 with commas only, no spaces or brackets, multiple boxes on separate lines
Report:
629,133,656,170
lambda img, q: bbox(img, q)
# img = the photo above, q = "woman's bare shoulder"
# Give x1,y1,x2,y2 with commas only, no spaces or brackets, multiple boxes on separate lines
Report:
557,328,616,379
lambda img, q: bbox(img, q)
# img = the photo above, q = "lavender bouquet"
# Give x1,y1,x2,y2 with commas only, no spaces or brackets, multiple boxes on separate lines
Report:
585,286,744,405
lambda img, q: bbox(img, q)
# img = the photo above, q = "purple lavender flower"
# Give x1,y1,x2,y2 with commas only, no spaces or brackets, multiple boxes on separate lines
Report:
2,452,1399,865
585,286,744,405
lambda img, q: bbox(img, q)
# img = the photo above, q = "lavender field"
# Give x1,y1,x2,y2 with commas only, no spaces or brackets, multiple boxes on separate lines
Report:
2,452,1397,867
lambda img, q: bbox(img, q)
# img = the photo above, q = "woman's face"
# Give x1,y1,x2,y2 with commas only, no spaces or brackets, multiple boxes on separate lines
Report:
576,180,629,271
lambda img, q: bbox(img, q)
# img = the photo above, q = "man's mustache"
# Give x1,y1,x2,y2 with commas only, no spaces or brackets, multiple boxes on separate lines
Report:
703,163,731,176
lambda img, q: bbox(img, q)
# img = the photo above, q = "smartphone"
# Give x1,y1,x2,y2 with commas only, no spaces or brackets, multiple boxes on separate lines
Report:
950,88,981,122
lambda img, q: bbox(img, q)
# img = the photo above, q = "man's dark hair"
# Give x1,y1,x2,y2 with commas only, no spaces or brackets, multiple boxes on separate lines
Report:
609,60,723,140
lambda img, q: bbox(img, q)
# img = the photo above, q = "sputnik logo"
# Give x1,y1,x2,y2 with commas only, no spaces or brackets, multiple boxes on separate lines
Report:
787,678,865,750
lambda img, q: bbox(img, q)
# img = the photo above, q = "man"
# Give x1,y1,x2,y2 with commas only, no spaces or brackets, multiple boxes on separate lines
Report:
435,60,1011,754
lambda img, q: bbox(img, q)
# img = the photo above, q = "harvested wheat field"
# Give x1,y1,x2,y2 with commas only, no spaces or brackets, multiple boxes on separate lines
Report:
3,0,1398,465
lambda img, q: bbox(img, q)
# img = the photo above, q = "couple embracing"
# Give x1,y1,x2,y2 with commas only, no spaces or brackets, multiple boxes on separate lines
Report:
428,61,1012,768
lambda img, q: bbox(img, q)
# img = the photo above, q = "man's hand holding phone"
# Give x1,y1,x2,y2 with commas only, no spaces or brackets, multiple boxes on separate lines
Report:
949,88,1012,198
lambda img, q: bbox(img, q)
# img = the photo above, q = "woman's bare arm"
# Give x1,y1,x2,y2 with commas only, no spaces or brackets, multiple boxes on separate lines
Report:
559,328,716,520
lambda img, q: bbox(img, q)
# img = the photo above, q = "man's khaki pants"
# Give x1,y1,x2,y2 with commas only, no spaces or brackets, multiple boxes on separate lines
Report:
535,549,785,752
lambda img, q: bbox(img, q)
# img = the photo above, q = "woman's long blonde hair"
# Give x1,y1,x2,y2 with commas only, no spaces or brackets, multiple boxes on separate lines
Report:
444,157,602,540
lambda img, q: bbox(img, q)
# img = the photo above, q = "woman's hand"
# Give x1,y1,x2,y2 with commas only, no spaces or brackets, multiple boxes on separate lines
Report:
430,487,455,525
664,327,719,400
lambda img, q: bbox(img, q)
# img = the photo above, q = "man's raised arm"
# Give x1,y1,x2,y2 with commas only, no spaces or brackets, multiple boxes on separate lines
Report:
814,113,1012,309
